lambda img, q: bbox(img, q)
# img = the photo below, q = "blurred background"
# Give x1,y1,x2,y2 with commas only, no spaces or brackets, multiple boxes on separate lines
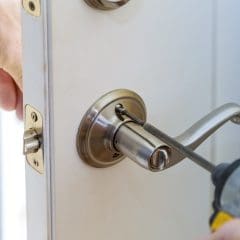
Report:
0,111,26,240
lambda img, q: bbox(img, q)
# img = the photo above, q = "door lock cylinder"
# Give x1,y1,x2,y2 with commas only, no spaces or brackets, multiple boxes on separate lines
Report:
77,89,240,172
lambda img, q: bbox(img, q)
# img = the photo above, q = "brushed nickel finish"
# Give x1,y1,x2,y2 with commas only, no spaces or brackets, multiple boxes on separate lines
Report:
84,0,130,10
77,89,240,172
24,105,44,174
76,89,146,168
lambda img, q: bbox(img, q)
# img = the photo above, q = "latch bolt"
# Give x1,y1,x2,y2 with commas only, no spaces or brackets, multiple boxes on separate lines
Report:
24,105,44,174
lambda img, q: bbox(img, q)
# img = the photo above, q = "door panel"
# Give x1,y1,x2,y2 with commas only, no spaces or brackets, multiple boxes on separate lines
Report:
215,0,240,164
21,0,240,240
51,1,212,240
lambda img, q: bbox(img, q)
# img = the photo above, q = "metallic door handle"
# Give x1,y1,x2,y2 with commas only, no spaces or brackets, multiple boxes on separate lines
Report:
145,103,240,170
175,103,240,150
77,89,240,172
84,0,130,10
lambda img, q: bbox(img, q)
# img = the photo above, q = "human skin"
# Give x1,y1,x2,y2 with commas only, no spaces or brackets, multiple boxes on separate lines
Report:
203,220,240,240
0,0,22,119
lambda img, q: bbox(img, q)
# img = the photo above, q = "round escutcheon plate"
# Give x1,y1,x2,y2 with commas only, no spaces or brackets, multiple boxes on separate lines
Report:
84,0,130,10
76,89,146,168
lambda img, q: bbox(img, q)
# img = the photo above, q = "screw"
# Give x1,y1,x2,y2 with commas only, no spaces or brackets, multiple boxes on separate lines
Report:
33,159,39,167
112,152,120,159
232,115,240,125
28,1,36,11
31,112,38,122
150,147,170,171
115,103,125,121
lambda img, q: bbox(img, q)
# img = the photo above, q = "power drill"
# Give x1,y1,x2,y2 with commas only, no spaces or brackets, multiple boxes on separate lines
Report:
210,159,240,231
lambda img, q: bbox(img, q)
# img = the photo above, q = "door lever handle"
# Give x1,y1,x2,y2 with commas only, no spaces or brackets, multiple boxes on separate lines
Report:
76,89,240,172
84,0,130,10
174,103,240,150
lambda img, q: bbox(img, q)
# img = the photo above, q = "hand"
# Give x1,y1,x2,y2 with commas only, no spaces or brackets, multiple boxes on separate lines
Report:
204,220,240,240
0,0,22,119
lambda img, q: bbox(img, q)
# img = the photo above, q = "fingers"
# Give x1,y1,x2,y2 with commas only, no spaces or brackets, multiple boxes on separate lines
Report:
0,0,22,90
0,0,23,119
213,219,240,240
0,68,23,119
0,68,17,110
207,220,240,240
0,26,22,91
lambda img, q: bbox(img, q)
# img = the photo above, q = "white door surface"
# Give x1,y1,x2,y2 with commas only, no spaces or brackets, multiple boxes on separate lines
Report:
22,1,240,240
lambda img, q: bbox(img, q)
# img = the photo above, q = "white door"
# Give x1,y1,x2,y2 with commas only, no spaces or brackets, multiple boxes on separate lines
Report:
21,1,240,240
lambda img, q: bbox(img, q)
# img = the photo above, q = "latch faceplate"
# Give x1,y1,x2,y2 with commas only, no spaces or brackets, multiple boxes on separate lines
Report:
22,0,41,17
24,105,44,174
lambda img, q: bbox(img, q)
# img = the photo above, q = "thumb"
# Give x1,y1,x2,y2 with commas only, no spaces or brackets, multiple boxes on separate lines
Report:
209,220,240,240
